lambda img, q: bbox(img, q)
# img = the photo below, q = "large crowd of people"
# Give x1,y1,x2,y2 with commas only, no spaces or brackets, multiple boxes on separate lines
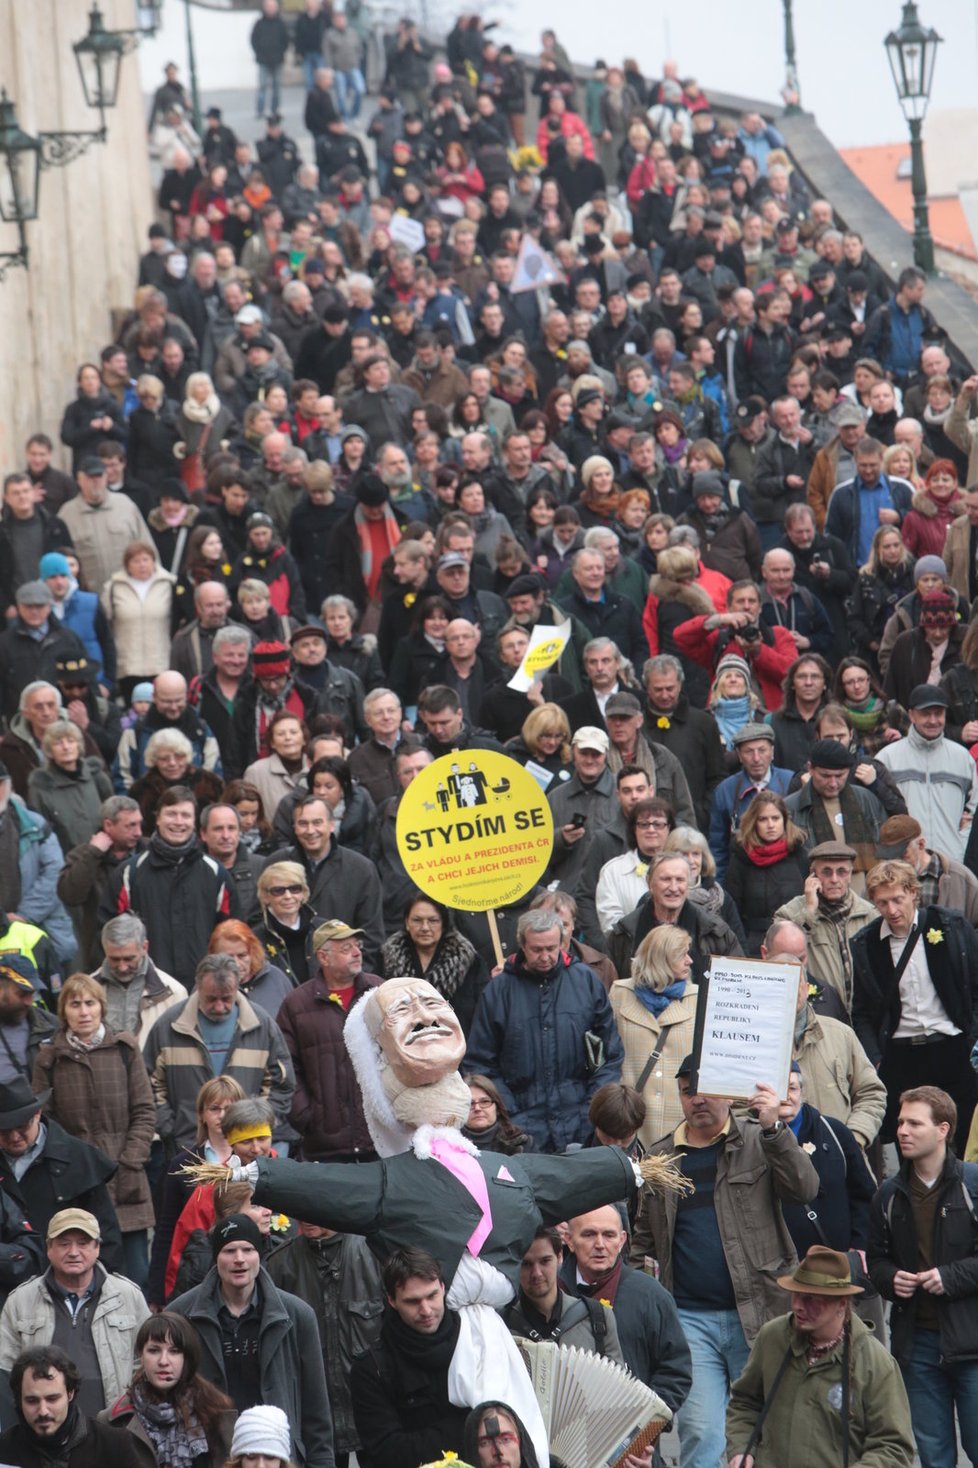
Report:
1,0,978,1464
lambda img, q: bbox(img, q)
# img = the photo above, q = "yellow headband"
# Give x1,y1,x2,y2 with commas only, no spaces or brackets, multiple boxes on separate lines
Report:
225,1124,272,1146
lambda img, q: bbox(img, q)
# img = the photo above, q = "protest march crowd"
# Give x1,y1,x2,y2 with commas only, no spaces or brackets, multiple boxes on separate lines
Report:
3,1,978,1465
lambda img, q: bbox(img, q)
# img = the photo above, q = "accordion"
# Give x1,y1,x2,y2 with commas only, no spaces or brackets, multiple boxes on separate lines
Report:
514,1338,673,1468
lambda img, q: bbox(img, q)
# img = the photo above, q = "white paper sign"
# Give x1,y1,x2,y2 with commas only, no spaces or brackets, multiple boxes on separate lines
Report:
693,956,800,1102
507,622,572,692
511,233,564,294
389,214,425,253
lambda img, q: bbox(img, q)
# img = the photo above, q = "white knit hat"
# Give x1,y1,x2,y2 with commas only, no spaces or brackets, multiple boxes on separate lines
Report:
230,1407,291,1462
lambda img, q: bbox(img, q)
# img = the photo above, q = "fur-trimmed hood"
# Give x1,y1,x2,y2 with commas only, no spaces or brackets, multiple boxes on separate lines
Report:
911,487,964,519
646,574,716,616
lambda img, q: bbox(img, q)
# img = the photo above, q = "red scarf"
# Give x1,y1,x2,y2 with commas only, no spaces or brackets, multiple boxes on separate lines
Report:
747,837,790,867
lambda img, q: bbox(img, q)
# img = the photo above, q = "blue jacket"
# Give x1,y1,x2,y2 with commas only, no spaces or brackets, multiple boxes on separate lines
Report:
7,796,74,961
708,766,793,882
464,951,623,1152
60,586,116,685
824,474,914,562
780,1103,875,1258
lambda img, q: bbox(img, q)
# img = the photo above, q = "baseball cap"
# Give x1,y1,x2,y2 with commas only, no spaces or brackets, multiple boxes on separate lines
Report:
571,726,610,753
437,552,468,571
235,304,263,326
907,684,949,709
0,954,39,991
79,457,106,476
47,1208,100,1241
313,920,364,949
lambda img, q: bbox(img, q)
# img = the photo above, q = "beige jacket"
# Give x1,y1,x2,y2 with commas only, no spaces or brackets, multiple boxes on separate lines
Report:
610,978,698,1148
946,395,978,486
101,568,177,680
943,510,974,604
633,1114,818,1343
793,1005,887,1146
0,1265,149,1404
773,892,877,1011
58,496,152,595
243,752,309,825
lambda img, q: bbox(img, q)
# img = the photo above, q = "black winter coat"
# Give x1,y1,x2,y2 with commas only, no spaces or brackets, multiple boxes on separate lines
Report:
0,1117,122,1271
780,1104,875,1259
0,619,87,722
851,905,978,1066
870,1150,978,1364
558,1255,692,1410
607,895,743,985
277,970,381,1160
59,392,126,474
0,1415,144,1468
99,840,231,987
0,508,75,616
725,842,808,952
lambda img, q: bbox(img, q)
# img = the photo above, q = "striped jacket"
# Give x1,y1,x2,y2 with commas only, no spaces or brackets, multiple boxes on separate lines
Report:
143,989,295,1149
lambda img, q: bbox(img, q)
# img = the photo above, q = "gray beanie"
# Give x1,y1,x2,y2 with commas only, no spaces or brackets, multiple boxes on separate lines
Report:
913,555,948,582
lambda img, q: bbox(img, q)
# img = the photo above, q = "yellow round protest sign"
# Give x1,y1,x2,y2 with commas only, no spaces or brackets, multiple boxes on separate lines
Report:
395,751,554,911
522,633,566,678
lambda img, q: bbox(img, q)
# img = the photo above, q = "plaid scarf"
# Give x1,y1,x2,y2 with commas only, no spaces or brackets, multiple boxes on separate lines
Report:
818,892,855,1010
809,784,877,874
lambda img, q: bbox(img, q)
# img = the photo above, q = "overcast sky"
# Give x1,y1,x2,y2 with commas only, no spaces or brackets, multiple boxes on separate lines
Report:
495,0,978,148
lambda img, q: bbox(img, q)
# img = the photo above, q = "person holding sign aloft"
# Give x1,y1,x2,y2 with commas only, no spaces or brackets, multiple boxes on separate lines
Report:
632,1055,818,1468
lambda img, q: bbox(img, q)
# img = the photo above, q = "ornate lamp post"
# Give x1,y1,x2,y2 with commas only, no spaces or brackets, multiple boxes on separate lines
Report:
884,0,942,275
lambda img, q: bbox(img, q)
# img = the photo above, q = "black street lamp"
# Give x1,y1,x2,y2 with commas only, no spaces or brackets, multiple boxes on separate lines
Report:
0,93,42,281
884,0,942,275
73,4,128,136
781,0,801,114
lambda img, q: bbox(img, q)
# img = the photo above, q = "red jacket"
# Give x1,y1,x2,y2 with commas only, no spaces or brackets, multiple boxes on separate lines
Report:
535,111,595,162
673,615,796,711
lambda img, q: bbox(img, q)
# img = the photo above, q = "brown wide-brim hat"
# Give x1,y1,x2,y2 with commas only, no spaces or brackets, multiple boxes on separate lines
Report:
777,1244,863,1296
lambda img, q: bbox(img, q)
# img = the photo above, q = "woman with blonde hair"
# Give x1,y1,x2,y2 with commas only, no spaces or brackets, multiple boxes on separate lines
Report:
33,971,156,1286
726,793,808,953
253,860,317,985
173,372,235,497
882,440,922,490
707,652,762,756
507,703,572,790
147,1076,246,1310
610,924,698,1147
847,524,916,671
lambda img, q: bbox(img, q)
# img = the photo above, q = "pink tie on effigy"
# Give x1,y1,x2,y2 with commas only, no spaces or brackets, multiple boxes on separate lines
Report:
429,1136,493,1255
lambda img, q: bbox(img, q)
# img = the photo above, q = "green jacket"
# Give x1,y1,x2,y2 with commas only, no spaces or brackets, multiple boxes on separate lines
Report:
725,1311,915,1468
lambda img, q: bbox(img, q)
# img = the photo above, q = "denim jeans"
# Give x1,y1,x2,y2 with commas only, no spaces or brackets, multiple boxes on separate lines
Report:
901,1327,978,1467
677,1306,749,1468
121,1229,149,1293
335,67,366,120
256,64,280,117
302,52,324,92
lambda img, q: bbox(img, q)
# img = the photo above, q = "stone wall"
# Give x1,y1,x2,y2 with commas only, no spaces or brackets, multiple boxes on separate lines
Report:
0,0,153,468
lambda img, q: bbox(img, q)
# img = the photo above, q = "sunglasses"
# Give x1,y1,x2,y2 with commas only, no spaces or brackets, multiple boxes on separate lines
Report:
269,884,304,897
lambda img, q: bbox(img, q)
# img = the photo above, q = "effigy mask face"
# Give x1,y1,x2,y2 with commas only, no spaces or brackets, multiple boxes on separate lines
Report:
372,977,466,1088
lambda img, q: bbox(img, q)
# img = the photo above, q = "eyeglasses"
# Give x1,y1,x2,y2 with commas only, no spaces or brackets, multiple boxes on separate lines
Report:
407,916,441,928
469,1098,496,1112
635,819,668,830
269,885,304,897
